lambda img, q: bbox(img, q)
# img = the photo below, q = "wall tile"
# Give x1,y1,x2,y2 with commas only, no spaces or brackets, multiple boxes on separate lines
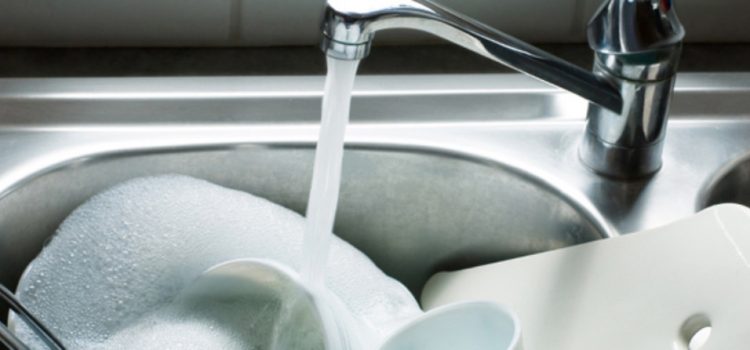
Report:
676,0,750,42
0,0,234,46
239,0,325,46
580,0,750,43
0,0,748,47
238,0,580,46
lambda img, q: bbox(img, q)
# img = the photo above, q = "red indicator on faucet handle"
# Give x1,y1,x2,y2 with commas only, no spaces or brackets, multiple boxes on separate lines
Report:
660,0,672,11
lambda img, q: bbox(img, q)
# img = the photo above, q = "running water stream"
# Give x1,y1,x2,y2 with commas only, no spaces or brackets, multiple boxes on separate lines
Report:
299,57,364,350
301,57,361,287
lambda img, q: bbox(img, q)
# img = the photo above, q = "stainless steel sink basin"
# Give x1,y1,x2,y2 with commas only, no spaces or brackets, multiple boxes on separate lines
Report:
0,147,609,297
1,73,749,322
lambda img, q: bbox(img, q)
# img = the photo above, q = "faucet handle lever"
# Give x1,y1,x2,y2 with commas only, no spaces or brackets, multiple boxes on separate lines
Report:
588,0,685,56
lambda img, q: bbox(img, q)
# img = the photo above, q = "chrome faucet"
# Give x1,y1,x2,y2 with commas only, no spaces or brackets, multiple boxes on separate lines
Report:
321,0,684,179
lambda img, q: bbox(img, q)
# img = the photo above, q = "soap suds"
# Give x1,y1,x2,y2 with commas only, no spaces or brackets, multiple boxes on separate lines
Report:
14,175,420,349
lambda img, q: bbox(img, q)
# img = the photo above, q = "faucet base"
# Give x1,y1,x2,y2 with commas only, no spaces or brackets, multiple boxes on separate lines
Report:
579,133,664,180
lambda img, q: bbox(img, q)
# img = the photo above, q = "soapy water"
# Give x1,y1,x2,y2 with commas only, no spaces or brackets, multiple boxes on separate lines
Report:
14,176,421,349
14,56,409,348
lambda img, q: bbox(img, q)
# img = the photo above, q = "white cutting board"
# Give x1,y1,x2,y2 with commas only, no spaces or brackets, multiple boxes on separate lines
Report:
422,204,750,350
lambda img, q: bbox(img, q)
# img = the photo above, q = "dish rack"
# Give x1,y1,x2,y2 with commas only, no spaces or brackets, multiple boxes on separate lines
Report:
0,284,65,350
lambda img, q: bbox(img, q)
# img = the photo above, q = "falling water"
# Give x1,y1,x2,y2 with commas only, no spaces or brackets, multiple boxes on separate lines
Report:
301,57,361,287
299,57,363,350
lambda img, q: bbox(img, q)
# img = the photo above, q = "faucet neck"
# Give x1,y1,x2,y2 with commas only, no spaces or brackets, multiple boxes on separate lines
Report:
321,0,624,113
320,0,685,179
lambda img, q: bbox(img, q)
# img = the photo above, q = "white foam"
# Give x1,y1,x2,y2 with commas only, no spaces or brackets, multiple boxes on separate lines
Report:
15,175,421,348
89,318,247,350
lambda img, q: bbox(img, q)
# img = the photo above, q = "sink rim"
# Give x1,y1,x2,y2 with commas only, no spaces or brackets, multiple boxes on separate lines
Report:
0,72,747,239
698,150,750,209
0,72,749,127
0,126,619,236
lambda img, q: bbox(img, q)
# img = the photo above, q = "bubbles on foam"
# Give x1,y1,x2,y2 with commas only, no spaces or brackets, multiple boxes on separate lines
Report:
87,317,248,350
14,175,420,348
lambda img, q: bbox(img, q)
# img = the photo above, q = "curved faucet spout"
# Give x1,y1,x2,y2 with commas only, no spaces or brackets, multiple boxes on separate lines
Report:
321,0,624,114
321,0,684,179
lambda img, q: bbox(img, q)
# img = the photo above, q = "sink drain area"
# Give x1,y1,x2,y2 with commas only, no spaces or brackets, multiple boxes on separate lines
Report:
678,314,712,350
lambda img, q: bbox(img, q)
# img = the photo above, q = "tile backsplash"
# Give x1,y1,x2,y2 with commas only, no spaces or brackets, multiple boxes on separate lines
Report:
0,0,746,47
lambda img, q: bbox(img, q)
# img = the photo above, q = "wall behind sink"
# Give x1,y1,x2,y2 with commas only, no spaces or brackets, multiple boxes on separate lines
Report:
0,0,747,47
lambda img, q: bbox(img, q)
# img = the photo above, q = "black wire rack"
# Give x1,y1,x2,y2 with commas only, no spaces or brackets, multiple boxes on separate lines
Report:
0,284,65,350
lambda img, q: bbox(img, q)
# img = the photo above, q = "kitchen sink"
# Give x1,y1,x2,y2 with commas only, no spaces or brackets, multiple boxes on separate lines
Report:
0,147,609,297
1,73,750,322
